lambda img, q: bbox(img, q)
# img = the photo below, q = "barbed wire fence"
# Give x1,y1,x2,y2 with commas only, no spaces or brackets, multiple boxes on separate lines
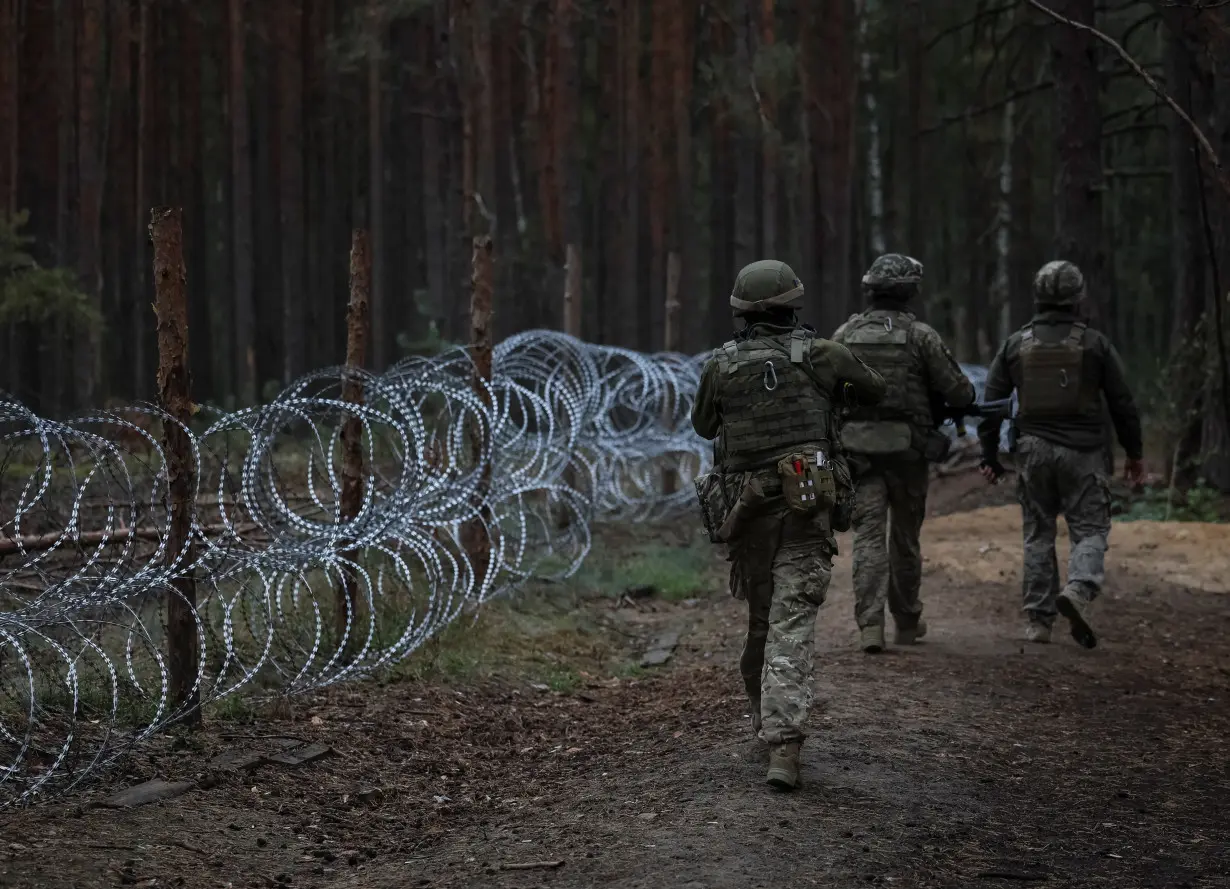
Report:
0,214,999,809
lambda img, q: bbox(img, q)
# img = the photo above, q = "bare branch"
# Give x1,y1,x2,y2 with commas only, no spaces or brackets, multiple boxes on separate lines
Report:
1026,0,1230,196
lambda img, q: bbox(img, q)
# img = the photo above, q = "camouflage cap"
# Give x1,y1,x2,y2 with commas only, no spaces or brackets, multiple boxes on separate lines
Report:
1033,260,1085,305
862,254,923,295
730,260,804,316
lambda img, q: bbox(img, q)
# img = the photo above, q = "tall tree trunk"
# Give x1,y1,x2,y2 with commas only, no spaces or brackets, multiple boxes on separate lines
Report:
277,0,306,383
1162,6,1207,487
420,11,447,339
74,0,105,407
103,0,134,402
811,0,858,333
181,1,211,400
616,0,641,349
1048,0,1107,327
857,0,885,259
709,9,735,345
670,0,696,352
0,0,16,218
757,0,778,260
732,2,757,274
228,0,256,404
555,0,582,336
368,2,386,370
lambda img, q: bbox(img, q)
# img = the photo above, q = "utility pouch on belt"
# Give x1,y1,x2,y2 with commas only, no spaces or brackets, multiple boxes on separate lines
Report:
716,475,766,541
694,470,729,543
776,451,837,515
920,428,952,463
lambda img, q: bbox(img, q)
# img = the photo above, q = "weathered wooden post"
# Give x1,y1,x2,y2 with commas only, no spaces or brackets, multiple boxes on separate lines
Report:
336,229,371,648
661,252,683,495
150,206,199,725
463,235,495,590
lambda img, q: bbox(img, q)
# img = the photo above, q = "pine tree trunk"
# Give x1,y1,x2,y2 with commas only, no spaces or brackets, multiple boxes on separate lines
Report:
555,0,582,336
277,0,306,383
229,0,256,404
758,0,777,260
1049,0,1107,327
0,0,16,218
709,10,734,345
732,3,757,272
74,0,105,407
616,0,641,349
367,2,386,371
181,2,212,400
420,12,448,339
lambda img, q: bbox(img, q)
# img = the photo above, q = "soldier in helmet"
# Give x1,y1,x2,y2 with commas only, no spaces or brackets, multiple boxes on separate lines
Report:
978,260,1143,647
832,254,975,653
692,260,885,790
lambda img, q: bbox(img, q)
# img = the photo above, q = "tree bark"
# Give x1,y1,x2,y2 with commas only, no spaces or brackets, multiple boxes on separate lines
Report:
616,0,641,349
74,0,105,407
758,0,778,260
150,206,199,725
1049,0,1108,327
277,0,306,383
0,0,16,217
228,0,256,405
337,229,370,649
367,2,386,371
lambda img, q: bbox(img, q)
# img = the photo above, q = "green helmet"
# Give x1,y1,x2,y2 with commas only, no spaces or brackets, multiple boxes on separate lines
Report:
730,260,804,317
862,253,923,299
1033,260,1085,305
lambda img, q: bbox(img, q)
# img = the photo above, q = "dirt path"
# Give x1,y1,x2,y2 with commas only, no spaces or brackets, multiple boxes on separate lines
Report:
3,494,1229,889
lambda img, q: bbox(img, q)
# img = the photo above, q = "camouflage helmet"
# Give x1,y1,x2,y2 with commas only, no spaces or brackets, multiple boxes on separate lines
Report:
862,253,923,298
1033,260,1085,305
730,260,804,316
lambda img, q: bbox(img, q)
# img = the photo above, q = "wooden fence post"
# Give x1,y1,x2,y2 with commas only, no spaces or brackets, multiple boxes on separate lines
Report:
559,244,583,527
661,251,683,495
150,206,199,725
464,234,494,589
336,229,371,648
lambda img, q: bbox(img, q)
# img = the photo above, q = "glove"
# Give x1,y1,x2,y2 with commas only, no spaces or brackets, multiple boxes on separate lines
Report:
979,457,1006,484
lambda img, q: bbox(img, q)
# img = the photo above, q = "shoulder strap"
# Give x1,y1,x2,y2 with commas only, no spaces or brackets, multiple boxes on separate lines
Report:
1064,321,1087,346
1021,323,1035,343
789,328,808,363
720,340,739,374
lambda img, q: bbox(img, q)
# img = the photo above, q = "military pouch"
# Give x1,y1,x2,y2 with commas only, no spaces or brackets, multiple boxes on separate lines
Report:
694,470,730,544
919,429,953,464
716,475,767,541
776,451,837,515
831,458,854,533
840,420,914,457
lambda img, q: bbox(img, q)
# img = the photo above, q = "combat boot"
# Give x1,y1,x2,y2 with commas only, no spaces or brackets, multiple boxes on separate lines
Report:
1056,590,1097,649
860,625,885,653
766,742,801,790
1025,620,1051,644
893,617,927,645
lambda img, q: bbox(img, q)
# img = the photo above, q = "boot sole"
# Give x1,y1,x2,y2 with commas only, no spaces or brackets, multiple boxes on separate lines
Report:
766,769,797,790
1056,597,1097,649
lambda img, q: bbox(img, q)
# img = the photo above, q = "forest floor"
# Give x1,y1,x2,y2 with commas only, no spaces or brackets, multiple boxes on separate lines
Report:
2,469,1229,889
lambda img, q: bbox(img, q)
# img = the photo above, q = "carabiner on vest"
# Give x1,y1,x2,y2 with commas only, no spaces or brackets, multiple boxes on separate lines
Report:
1059,369,1069,388
763,360,778,391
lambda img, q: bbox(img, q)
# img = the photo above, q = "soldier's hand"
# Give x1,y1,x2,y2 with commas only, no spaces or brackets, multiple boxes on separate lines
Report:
979,458,1006,484
1123,457,1145,489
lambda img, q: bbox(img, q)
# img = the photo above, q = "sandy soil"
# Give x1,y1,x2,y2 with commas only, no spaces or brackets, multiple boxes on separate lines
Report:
2,471,1228,889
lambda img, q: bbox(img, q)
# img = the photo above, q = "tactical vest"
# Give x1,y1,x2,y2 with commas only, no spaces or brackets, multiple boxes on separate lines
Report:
837,311,930,456
716,329,835,471
1017,321,1099,420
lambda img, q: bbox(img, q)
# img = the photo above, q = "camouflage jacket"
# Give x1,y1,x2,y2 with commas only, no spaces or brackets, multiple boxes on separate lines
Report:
831,302,975,431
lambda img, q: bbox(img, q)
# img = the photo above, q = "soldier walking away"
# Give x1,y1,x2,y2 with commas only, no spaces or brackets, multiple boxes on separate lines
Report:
978,260,1144,648
832,255,975,654
692,260,885,790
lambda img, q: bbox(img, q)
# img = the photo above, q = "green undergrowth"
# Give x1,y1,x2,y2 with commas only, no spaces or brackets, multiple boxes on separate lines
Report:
1114,481,1228,524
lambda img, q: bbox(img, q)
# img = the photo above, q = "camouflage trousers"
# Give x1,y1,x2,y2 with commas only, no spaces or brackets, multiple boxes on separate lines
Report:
1016,434,1110,625
729,491,834,745
849,456,929,630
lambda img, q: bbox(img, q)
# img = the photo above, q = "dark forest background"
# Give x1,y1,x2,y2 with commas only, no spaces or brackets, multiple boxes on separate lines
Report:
1,0,1229,489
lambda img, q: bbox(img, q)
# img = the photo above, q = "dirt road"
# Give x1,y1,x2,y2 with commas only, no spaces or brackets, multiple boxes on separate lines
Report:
3,491,1229,889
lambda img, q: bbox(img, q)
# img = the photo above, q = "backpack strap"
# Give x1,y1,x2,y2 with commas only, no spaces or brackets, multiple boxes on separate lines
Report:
1064,321,1087,346
1021,323,1035,344
720,340,739,374
789,328,809,363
